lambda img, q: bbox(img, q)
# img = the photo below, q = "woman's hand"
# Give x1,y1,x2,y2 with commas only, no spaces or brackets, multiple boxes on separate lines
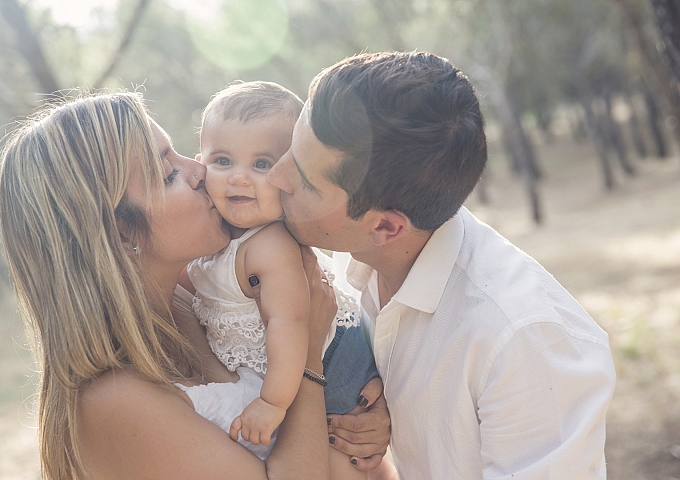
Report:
299,246,337,356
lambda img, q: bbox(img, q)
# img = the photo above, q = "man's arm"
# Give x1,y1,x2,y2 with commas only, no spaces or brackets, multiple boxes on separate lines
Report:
477,319,615,478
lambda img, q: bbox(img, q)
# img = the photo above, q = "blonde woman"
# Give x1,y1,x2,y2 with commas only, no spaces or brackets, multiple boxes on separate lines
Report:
0,92,341,479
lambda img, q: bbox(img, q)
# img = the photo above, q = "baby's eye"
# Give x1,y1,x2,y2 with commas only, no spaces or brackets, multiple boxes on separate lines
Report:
216,157,231,166
254,159,272,170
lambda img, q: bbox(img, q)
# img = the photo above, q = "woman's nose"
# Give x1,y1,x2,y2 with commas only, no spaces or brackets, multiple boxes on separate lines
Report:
190,161,207,189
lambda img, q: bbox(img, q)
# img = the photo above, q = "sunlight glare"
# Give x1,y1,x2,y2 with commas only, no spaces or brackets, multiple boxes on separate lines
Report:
168,0,290,72
30,0,119,28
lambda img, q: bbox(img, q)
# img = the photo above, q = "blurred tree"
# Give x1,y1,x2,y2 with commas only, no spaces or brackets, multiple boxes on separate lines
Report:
614,0,680,146
0,0,151,112
0,0,673,221
0,0,60,97
649,0,680,86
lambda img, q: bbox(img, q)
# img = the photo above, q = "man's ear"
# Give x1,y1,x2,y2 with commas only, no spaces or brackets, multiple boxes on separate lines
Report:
195,153,202,163
367,210,409,247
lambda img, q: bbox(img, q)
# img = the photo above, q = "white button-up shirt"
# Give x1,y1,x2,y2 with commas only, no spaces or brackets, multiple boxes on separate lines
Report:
340,207,616,479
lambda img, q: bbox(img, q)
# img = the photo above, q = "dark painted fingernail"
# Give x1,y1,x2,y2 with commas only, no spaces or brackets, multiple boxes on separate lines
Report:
358,395,369,408
351,458,358,466
248,275,260,287
329,436,335,444
327,417,332,425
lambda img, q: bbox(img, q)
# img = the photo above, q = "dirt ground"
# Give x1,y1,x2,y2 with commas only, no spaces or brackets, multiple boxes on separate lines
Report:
0,134,678,479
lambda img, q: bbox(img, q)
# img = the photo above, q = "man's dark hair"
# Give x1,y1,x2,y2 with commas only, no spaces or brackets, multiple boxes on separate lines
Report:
308,51,487,231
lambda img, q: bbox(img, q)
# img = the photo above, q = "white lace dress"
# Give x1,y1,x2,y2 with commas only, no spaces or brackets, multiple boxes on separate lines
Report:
172,285,275,461
187,224,361,376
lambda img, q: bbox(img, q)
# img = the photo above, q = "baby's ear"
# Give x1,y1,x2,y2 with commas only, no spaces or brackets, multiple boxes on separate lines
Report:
195,153,202,163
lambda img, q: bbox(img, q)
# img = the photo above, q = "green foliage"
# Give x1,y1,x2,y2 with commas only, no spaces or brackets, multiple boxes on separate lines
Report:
185,0,290,71
0,0,661,155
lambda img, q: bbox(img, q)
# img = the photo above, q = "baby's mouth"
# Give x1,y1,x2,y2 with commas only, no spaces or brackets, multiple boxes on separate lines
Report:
227,195,254,204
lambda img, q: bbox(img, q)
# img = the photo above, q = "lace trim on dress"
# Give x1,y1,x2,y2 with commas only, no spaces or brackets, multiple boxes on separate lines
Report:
193,296,268,374
334,288,360,328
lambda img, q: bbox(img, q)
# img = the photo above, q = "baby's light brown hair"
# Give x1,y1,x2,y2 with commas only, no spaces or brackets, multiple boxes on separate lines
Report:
201,81,304,134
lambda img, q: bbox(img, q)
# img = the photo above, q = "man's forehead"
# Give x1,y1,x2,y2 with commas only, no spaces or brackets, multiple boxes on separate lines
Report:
292,107,342,172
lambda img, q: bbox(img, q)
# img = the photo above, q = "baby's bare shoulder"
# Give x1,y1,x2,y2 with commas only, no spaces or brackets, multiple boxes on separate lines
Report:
246,221,299,252
242,221,302,272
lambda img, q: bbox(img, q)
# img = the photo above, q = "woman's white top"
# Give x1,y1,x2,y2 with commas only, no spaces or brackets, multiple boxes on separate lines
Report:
172,285,275,461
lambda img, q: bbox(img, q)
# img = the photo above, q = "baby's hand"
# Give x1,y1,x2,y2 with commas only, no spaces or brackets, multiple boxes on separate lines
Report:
229,397,286,446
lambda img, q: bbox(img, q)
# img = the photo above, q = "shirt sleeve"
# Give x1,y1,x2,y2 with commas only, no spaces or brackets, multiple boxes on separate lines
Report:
477,318,616,479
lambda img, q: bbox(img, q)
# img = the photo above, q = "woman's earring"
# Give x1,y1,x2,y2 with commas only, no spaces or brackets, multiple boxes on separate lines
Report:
132,245,141,255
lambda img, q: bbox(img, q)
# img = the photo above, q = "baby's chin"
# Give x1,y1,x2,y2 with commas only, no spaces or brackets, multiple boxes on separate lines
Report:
225,213,284,235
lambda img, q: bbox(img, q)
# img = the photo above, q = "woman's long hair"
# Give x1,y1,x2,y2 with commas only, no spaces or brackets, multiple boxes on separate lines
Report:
0,93,202,479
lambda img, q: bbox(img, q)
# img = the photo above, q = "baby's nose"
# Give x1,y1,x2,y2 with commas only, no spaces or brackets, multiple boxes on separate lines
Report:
229,169,250,185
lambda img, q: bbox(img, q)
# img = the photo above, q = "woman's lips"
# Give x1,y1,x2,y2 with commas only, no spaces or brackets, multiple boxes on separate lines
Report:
227,196,254,204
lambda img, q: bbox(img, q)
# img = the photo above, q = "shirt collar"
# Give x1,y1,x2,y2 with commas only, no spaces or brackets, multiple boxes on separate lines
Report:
346,209,465,314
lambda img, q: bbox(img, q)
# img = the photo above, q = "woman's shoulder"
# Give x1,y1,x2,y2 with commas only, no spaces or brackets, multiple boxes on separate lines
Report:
76,368,268,478
79,368,191,422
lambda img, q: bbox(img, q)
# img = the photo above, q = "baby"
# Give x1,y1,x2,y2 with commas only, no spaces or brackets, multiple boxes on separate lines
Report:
184,82,380,453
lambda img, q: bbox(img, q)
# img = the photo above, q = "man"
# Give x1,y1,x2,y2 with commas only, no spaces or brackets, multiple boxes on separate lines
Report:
267,51,616,479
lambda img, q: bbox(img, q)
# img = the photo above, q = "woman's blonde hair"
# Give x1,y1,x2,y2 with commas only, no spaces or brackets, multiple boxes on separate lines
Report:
0,92,201,479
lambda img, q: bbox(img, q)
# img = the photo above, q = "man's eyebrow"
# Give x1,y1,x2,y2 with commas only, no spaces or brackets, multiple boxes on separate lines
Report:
292,151,316,189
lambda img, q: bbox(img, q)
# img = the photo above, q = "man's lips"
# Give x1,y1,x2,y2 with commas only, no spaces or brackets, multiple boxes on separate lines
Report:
227,195,254,204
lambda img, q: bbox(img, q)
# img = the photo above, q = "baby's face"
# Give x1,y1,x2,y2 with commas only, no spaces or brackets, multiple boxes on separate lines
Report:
199,116,293,231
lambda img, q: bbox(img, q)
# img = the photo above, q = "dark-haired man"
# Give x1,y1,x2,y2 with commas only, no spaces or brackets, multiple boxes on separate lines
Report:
268,51,615,479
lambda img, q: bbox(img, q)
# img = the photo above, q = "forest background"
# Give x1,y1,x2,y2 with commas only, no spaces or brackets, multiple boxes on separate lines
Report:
0,0,679,478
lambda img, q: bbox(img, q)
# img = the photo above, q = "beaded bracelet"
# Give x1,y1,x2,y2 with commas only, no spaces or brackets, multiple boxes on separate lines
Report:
303,372,328,386
304,367,326,382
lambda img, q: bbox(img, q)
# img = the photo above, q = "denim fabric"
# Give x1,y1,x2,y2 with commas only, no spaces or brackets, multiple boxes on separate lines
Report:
322,325,380,414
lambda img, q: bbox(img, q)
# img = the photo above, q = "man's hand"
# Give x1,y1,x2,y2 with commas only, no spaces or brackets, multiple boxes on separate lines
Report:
327,377,391,471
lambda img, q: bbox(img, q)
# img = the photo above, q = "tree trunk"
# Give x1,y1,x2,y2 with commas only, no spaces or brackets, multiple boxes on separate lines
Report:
615,0,680,142
569,108,588,142
626,95,648,159
93,0,152,88
580,98,616,190
650,0,680,83
644,89,669,158
0,0,60,95
604,93,636,175
498,93,543,224
526,178,543,225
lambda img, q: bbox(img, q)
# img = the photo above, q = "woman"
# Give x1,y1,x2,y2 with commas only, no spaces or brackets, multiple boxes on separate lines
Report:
0,92,340,479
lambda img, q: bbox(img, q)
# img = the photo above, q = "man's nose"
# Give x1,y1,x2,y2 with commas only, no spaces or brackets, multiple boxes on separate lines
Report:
268,151,292,194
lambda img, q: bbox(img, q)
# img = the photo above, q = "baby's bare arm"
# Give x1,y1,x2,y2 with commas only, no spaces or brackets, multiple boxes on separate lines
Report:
239,222,310,411
230,397,286,446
